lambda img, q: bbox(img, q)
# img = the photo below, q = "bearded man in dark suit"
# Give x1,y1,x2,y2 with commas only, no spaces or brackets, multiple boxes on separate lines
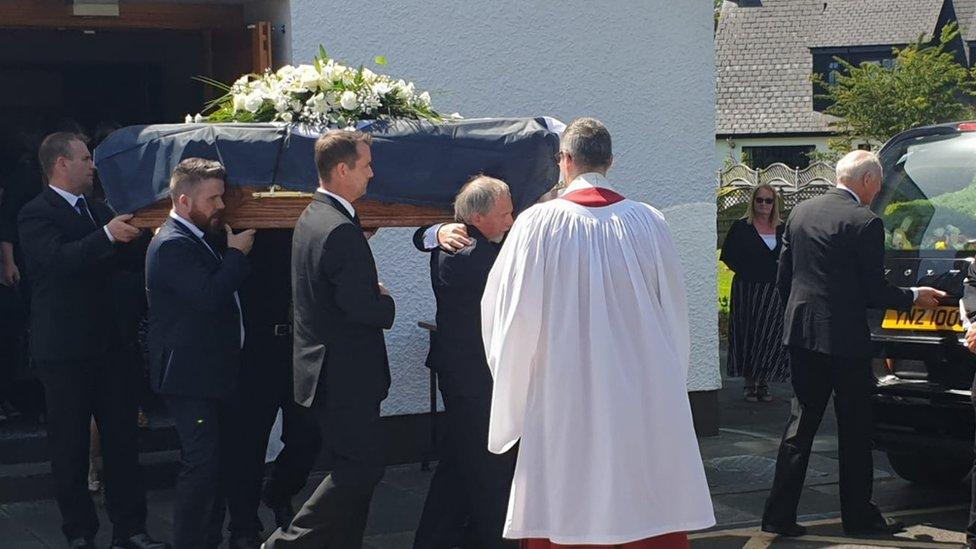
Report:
18,132,167,549
264,130,395,549
145,158,255,549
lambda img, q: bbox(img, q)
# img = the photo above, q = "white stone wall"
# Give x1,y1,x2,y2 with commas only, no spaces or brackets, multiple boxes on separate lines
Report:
288,1,720,414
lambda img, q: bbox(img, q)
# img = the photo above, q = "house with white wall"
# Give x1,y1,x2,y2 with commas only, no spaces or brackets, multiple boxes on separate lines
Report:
714,0,976,173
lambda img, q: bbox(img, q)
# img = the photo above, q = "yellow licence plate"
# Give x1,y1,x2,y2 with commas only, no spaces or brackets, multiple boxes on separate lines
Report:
881,306,964,332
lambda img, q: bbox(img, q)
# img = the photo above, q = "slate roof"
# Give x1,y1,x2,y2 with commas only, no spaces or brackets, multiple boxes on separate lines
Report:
716,0,950,136
955,0,976,41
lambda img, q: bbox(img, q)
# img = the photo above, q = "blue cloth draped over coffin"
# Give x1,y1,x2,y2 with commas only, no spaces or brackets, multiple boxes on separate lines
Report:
93,117,563,214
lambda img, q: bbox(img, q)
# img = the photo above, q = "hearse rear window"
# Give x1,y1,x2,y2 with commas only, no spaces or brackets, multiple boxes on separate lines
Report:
877,132,976,251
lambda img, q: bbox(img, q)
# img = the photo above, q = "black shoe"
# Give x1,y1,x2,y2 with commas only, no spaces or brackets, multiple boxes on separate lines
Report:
761,522,807,537
0,399,21,419
228,534,262,549
261,493,295,529
110,533,171,549
843,517,905,536
69,539,98,549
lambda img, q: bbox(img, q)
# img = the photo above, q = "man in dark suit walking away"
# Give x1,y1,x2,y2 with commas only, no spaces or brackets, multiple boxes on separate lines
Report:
145,158,255,549
264,131,395,548
762,150,944,538
18,132,168,549
411,176,517,549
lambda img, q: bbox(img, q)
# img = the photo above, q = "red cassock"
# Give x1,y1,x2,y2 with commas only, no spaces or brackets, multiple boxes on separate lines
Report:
520,532,690,549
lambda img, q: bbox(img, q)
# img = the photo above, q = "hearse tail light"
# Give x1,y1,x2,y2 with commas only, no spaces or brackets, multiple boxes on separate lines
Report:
957,122,976,132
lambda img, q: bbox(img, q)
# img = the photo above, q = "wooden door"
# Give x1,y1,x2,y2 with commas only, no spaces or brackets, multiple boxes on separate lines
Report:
205,20,273,100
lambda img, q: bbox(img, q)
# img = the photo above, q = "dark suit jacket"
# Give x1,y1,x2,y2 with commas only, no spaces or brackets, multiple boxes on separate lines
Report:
412,224,499,396
778,188,914,358
145,217,249,398
721,218,784,283
292,193,395,408
962,261,976,324
17,186,119,362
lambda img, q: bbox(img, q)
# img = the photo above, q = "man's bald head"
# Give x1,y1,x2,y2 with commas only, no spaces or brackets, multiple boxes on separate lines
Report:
835,150,883,204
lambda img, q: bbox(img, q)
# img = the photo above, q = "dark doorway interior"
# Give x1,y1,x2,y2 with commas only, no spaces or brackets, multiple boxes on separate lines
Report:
0,27,211,422
0,27,207,176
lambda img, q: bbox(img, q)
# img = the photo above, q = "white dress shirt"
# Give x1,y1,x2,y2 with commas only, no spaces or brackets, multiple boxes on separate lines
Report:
48,185,115,243
316,188,356,218
169,211,245,347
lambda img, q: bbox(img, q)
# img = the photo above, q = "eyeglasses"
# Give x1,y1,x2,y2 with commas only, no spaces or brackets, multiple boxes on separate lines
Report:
754,197,775,205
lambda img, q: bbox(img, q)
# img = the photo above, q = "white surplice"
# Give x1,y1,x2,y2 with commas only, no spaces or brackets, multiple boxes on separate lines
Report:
481,173,715,544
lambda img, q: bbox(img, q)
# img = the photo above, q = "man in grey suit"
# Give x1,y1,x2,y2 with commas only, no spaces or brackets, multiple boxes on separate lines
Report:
264,131,395,548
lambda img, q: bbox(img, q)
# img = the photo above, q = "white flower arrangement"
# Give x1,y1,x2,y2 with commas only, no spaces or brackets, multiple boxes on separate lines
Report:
188,47,442,127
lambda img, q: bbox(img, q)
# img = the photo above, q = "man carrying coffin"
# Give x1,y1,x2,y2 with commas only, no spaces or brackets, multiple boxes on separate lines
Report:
145,158,255,549
412,176,517,549
18,132,167,549
264,130,395,548
481,117,715,547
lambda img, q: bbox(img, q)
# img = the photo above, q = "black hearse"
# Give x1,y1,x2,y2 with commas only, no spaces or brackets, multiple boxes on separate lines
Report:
870,121,976,484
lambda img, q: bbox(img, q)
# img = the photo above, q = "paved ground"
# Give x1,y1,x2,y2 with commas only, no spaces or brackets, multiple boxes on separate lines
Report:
1,375,971,548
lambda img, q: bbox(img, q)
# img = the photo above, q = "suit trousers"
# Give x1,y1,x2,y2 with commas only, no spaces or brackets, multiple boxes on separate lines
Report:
414,367,517,549
36,354,146,542
167,395,228,549
763,346,882,529
214,351,321,538
262,398,321,508
968,401,976,547
264,402,385,548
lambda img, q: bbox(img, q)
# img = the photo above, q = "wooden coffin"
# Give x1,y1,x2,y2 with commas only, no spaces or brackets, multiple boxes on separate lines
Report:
128,187,453,230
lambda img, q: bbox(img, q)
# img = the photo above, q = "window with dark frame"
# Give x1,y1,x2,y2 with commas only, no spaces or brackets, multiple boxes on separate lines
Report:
812,46,896,112
741,145,816,169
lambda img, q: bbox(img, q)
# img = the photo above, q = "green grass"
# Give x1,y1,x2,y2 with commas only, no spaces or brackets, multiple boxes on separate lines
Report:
717,250,732,339
717,250,732,315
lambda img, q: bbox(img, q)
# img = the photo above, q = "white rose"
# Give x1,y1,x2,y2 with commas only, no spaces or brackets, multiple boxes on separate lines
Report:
308,93,330,114
244,91,264,113
339,90,360,111
232,94,246,113
298,65,320,91
372,81,392,97
418,91,431,107
279,112,293,123
194,113,205,123
276,65,296,79
185,114,193,123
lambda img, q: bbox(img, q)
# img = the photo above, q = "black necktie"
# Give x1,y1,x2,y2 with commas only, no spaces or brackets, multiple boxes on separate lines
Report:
352,213,361,227
75,196,96,228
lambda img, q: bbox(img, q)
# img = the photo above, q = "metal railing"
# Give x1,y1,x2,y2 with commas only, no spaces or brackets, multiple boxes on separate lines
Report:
717,162,836,245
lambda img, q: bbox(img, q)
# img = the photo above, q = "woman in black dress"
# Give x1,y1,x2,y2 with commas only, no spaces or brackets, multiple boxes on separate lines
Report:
721,184,789,402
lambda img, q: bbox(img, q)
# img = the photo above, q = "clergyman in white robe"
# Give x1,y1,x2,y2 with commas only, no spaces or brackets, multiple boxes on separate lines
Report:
481,172,715,545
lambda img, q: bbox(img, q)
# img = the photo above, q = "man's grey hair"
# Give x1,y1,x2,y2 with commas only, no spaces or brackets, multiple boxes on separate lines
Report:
454,175,511,223
835,150,881,184
560,117,613,170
